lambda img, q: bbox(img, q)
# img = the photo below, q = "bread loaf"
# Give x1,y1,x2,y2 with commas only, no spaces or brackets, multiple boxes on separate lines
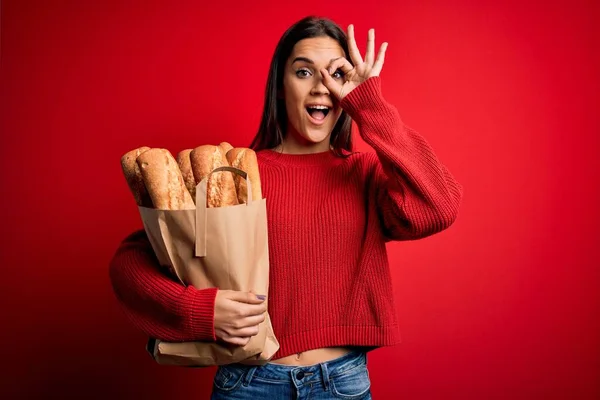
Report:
218,142,233,154
226,148,262,203
121,146,153,207
176,149,196,201
136,148,195,210
190,145,238,208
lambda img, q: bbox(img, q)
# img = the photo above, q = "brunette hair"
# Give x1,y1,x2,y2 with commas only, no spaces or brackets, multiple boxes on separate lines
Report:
249,16,353,156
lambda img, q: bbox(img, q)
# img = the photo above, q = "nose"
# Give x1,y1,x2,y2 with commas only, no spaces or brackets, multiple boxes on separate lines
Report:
310,73,330,95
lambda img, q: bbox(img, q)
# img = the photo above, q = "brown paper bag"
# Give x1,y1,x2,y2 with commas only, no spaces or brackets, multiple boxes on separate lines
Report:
138,166,279,366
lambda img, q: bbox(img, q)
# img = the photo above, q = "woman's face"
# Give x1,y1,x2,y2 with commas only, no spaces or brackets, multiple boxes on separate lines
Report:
281,36,346,153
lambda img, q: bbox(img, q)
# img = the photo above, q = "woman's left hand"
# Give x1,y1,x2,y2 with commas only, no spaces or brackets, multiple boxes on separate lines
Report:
321,24,388,101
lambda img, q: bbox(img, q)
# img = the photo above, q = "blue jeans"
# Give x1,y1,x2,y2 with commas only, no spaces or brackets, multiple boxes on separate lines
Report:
210,350,372,399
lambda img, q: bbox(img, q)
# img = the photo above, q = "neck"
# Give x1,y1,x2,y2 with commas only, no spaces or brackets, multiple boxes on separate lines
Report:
273,143,332,154
275,127,331,154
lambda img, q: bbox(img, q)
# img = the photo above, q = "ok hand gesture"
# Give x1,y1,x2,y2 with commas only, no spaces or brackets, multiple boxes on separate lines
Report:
321,24,388,101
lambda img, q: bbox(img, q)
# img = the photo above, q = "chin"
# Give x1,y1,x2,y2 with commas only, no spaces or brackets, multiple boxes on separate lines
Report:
302,128,332,145
287,116,336,147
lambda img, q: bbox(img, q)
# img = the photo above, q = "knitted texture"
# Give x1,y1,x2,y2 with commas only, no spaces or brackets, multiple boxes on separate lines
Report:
109,76,463,359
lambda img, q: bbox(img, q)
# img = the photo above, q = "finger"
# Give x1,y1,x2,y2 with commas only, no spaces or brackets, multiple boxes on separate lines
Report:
365,28,375,65
347,24,363,65
320,68,343,99
228,291,266,304
237,302,268,318
371,42,388,76
228,325,261,338
222,335,250,346
328,57,354,76
233,313,266,329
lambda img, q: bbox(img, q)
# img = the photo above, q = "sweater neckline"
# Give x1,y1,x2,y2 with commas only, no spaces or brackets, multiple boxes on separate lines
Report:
258,148,344,167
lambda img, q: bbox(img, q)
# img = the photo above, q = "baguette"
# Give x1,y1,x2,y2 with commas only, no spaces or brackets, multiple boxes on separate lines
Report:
218,141,234,154
190,145,238,208
136,148,195,210
121,146,153,207
176,149,196,201
226,148,262,203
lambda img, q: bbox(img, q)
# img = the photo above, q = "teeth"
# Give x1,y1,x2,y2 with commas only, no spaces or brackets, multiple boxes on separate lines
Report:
307,105,329,110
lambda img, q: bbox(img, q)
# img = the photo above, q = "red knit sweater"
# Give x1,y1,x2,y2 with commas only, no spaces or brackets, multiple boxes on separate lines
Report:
109,77,463,359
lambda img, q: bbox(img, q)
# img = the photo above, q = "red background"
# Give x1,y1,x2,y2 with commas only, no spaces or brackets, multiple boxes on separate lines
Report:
1,0,599,399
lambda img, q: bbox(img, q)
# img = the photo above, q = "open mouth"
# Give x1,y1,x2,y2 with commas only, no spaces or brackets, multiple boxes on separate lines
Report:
305,105,331,121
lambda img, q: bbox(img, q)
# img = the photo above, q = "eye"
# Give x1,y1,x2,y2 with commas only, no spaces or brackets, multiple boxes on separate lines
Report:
332,69,344,79
296,68,312,78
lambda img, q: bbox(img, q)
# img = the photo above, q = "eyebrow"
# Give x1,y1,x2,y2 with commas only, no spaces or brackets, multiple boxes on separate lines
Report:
292,56,343,65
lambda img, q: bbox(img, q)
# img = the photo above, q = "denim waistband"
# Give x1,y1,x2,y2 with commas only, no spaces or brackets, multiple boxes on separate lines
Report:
221,350,368,390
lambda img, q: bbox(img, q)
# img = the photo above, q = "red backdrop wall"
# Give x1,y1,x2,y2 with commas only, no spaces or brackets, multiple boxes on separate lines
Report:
1,0,598,399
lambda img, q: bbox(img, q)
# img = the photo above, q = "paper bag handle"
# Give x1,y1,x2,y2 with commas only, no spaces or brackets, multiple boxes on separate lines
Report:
195,166,254,257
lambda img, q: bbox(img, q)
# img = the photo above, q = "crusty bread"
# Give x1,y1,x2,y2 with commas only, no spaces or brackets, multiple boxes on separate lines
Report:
218,142,233,154
136,148,195,210
121,146,153,207
226,148,262,203
190,145,238,208
176,149,196,201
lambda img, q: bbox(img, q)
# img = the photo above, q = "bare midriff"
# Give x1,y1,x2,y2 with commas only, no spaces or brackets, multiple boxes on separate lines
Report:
269,347,353,366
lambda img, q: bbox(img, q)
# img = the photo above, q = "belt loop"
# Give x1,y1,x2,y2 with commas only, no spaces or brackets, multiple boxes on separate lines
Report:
242,366,257,387
320,362,330,391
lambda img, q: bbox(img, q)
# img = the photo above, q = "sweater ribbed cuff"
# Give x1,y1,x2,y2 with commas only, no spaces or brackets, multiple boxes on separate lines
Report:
183,287,218,341
341,76,403,145
341,76,383,114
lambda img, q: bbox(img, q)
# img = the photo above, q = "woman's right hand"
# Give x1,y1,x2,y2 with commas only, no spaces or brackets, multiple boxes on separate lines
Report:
214,290,268,346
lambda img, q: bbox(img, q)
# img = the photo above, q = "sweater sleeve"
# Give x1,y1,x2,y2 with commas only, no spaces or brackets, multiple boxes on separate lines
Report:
341,77,463,241
108,229,219,342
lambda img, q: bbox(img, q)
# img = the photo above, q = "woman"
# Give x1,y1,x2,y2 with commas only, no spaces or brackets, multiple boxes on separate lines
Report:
109,16,462,399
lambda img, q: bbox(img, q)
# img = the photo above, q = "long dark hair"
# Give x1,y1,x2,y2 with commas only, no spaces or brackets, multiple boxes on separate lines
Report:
249,16,353,157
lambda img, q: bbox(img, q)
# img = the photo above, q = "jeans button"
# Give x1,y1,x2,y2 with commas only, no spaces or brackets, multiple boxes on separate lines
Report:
297,371,305,379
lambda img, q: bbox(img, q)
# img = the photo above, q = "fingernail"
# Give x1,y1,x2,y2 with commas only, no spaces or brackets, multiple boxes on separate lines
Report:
256,295,266,300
